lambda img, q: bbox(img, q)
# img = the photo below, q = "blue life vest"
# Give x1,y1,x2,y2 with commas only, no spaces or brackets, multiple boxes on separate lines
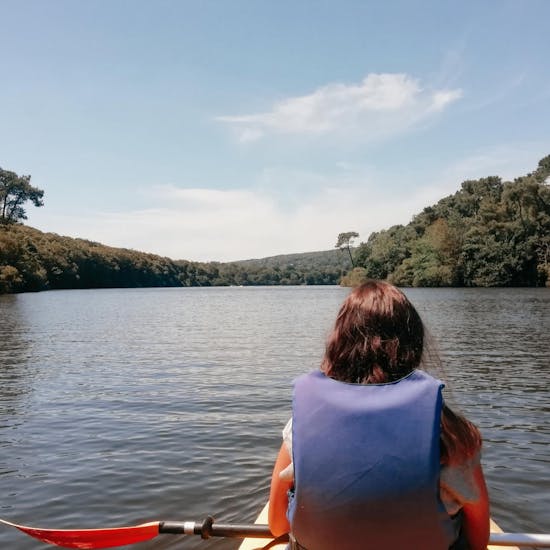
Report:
288,369,458,550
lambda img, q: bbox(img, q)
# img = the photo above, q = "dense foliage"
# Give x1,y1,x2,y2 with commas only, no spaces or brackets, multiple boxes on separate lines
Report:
353,155,550,287
231,249,350,285
0,225,182,293
0,225,348,293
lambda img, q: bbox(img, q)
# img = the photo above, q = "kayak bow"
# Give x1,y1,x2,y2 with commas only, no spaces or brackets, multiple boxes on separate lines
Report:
238,503,550,550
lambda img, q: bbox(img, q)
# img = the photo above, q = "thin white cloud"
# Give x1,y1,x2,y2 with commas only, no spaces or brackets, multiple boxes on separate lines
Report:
463,73,526,113
429,90,464,112
440,143,550,183
217,73,462,142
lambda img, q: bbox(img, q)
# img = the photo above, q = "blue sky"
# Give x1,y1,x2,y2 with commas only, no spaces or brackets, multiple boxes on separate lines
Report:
1,1,549,261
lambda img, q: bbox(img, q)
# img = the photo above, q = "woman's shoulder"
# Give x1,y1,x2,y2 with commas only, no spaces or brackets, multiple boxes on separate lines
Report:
440,451,482,514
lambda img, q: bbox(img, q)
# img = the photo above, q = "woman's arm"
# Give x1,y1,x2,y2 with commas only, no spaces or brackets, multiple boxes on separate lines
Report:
461,462,490,550
268,442,293,536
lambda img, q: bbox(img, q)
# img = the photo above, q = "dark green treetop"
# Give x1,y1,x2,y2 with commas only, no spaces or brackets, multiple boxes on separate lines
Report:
0,168,44,224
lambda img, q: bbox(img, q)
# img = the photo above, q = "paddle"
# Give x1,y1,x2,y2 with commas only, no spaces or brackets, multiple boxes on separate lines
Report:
2,517,550,548
0,516,278,549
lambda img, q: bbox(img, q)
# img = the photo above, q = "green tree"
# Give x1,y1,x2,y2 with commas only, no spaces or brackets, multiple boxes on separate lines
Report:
352,155,550,287
502,172,550,284
0,168,44,224
355,225,413,280
391,219,458,287
335,231,359,267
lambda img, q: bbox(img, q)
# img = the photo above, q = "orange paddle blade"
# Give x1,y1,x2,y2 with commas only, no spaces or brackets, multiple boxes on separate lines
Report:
0,518,160,549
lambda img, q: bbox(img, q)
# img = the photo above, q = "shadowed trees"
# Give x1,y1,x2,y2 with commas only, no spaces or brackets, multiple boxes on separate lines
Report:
0,225,347,293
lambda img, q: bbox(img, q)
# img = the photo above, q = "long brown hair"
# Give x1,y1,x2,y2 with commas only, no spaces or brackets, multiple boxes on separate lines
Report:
321,280,481,465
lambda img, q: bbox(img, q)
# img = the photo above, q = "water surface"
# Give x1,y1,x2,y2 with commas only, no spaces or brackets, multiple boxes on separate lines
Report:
0,287,548,548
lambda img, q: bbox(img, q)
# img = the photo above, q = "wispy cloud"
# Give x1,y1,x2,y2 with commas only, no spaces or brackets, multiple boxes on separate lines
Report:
463,73,527,113
217,73,462,142
439,143,550,183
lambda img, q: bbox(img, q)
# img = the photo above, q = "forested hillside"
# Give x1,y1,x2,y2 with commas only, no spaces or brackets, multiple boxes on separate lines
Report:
231,249,350,284
0,225,183,293
351,155,550,287
175,249,348,287
0,225,347,293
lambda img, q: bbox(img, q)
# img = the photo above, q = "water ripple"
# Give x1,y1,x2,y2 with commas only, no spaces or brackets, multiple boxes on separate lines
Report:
0,287,548,548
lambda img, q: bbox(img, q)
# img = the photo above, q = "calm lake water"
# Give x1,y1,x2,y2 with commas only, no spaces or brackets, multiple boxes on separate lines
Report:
0,286,548,548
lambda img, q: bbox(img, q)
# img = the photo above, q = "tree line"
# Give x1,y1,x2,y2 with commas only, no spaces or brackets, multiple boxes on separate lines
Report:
0,166,348,293
347,155,550,287
1,155,549,294
0,225,347,293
